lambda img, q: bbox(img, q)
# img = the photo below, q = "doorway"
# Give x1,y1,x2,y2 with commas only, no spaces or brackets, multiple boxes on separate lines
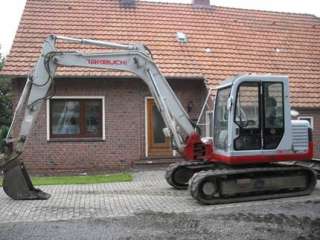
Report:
146,98,172,157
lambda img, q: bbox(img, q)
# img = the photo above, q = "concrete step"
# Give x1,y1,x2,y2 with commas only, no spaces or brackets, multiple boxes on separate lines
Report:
132,158,187,171
134,157,183,166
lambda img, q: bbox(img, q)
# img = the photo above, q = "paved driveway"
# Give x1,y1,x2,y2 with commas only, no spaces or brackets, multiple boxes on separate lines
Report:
0,170,320,223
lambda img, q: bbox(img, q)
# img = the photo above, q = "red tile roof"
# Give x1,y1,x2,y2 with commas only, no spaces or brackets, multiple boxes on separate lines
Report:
2,0,320,108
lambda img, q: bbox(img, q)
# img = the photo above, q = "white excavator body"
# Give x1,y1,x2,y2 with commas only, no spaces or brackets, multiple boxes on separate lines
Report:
0,35,317,204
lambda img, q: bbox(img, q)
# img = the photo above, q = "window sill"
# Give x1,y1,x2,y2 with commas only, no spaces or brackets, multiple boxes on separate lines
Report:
48,138,105,143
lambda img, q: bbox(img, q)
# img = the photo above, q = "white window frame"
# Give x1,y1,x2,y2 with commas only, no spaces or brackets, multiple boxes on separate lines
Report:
298,116,314,129
46,96,106,141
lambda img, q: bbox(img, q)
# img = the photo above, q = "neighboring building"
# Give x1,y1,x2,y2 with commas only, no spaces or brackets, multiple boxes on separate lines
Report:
1,0,320,174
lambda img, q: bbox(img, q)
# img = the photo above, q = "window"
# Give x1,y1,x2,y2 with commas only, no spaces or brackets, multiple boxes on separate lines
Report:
48,97,104,140
234,82,261,150
235,82,260,129
152,104,166,143
233,81,285,151
214,86,231,151
298,116,314,129
262,82,284,149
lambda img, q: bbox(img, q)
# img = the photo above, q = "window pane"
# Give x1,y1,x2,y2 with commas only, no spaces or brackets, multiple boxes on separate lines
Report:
214,87,231,150
234,82,261,150
153,105,166,143
85,100,102,136
51,101,80,135
235,83,260,129
264,83,284,128
263,82,284,149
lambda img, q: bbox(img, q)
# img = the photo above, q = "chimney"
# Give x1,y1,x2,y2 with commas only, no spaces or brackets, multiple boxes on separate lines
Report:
192,0,211,9
119,0,136,8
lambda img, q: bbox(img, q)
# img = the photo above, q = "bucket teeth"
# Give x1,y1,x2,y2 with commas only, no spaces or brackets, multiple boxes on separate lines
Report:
2,161,50,200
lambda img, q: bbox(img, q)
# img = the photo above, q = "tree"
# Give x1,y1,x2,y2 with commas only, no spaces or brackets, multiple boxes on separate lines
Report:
0,51,3,69
0,53,11,126
0,51,12,152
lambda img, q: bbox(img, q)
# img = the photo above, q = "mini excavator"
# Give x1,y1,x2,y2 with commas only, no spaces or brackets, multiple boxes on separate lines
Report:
0,35,318,204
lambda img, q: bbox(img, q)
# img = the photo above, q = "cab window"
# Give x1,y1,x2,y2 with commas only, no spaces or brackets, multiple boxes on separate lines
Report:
214,87,231,151
263,82,284,149
234,82,261,150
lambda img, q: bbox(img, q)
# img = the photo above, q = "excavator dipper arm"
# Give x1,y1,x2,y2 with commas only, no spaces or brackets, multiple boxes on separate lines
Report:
0,36,56,200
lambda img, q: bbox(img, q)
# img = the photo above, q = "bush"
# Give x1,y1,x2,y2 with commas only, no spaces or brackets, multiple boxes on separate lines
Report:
0,51,12,153
0,78,12,127
0,126,9,153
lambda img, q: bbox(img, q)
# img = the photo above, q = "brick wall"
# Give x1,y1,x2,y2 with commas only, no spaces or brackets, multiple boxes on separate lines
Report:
12,77,207,174
13,77,318,175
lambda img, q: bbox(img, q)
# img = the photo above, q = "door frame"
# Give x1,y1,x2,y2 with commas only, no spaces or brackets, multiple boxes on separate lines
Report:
145,97,173,157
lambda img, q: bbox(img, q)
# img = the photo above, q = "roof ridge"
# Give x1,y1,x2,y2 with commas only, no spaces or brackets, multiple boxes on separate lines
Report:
141,0,191,7
140,0,318,18
214,5,319,18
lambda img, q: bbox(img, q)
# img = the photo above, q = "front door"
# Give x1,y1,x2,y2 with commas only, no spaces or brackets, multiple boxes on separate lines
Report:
146,98,172,157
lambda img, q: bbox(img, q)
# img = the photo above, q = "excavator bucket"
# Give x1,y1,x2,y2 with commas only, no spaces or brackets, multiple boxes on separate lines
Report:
2,160,50,200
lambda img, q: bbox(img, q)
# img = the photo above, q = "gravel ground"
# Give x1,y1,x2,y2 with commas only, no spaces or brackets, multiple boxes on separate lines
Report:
0,201,319,240
0,170,319,239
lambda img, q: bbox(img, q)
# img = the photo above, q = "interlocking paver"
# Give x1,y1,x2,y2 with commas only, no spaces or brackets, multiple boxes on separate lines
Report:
0,170,319,223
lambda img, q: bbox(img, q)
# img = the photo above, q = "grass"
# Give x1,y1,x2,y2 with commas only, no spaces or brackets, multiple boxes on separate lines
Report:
0,173,133,186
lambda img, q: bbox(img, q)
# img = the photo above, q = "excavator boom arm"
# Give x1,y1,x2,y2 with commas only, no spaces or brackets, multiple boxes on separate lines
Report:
7,35,195,154
1,35,199,200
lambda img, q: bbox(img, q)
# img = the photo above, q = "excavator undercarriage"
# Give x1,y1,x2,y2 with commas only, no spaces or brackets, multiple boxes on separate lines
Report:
166,161,317,204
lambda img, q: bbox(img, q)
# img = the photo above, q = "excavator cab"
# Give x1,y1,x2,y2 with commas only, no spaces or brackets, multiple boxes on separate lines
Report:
212,75,311,165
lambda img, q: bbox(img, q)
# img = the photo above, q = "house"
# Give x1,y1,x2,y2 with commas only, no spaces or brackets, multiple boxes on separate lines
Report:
1,0,320,174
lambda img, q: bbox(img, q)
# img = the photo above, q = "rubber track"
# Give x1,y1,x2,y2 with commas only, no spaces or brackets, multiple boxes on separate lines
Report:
189,166,317,205
165,161,211,190
291,160,320,178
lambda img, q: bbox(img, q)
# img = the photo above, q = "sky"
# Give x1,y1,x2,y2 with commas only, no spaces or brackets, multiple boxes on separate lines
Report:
0,0,319,56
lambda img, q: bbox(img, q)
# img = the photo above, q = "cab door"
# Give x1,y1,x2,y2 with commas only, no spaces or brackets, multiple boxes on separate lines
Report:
262,82,285,150
233,82,262,151
232,81,285,152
